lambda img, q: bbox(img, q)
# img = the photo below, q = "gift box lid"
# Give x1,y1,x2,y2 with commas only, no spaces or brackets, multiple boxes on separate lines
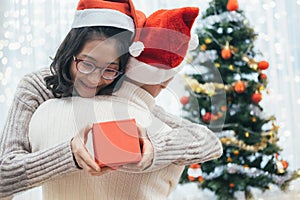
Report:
92,119,142,168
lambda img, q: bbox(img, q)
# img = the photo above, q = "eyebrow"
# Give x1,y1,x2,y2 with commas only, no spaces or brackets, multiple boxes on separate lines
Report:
81,54,97,62
81,54,119,66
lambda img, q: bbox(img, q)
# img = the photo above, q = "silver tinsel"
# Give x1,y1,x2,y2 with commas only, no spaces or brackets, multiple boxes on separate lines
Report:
192,50,218,64
202,163,293,185
215,130,236,138
202,11,245,28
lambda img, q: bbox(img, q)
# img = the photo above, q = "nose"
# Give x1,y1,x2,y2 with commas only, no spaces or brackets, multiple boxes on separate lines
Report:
160,81,169,88
87,71,102,85
160,78,173,88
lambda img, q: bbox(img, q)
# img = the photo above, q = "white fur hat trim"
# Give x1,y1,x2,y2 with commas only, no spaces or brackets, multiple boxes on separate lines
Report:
126,57,184,85
71,9,135,32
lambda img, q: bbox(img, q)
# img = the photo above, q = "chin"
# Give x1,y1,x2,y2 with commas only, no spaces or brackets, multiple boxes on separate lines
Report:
76,90,97,98
76,86,101,98
79,93,95,98
152,92,160,98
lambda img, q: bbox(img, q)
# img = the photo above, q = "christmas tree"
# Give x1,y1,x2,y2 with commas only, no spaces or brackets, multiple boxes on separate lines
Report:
179,0,300,199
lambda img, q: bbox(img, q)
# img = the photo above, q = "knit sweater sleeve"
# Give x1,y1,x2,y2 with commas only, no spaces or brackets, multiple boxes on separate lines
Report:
0,69,78,198
145,105,223,170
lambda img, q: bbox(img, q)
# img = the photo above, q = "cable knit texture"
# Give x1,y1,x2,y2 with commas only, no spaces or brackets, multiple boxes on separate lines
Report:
0,68,78,199
0,70,222,199
114,82,223,170
149,105,223,167
27,84,184,199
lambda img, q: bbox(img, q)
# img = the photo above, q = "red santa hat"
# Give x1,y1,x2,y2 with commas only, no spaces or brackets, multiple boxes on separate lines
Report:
126,7,200,84
71,0,138,33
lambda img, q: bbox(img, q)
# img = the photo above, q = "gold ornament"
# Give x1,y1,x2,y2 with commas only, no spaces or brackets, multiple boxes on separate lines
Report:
183,76,226,96
220,137,268,152
249,63,258,70
259,85,265,91
242,55,250,62
205,38,212,44
195,86,202,93
272,122,279,132
242,55,258,70
245,132,250,138
229,65,234,70
233,150,239,155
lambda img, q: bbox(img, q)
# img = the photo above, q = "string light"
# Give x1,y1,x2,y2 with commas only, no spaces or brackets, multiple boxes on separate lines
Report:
0,1,77,125
1,0,300,197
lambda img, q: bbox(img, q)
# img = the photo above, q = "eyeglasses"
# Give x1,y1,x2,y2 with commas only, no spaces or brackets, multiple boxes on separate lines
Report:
73,56,123,80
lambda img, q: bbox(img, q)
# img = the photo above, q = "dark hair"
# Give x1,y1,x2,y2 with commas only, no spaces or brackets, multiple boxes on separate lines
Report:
45,26,133,97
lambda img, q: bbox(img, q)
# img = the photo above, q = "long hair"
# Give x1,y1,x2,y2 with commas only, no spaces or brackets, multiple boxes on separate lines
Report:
45,26,132,97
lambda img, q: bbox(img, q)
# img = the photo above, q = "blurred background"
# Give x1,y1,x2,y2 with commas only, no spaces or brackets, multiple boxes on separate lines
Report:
0,0,299,199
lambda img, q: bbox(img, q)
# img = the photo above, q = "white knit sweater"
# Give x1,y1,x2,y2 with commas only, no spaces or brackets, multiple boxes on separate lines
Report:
29,81,222,200
0,69,222,199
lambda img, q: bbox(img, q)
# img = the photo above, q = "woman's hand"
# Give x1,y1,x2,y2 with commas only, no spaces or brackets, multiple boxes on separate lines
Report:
120,126,154,171
137,137,154,169
71,124,112,176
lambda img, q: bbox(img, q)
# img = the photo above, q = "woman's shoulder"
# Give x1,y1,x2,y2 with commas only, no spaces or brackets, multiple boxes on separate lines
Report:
14,67,54,108
20,67,51,84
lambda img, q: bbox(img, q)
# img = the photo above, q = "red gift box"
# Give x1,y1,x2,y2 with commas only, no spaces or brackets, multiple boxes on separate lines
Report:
92,119,142,168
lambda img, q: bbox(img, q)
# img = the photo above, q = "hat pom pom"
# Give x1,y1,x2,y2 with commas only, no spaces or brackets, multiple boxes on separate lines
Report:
129,41,145,57
188,34,199,50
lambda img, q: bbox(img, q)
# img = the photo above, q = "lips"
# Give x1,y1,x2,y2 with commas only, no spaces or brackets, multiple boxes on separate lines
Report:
80,81,98,90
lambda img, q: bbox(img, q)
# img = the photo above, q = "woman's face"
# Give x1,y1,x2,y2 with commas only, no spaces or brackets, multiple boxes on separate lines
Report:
70,38,120,98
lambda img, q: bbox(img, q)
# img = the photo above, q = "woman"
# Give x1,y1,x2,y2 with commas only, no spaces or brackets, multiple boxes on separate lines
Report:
26,7,223,200
0,0,139,198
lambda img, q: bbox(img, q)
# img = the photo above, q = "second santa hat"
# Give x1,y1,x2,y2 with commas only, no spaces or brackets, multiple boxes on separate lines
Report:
126,7,199,84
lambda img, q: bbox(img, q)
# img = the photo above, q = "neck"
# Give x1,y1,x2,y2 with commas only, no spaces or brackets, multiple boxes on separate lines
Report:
113,81,155,110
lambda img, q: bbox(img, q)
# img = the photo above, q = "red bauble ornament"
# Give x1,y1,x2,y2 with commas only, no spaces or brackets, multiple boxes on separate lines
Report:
202,112,212,122
180,96,189,105
251,92,262,104
259,73,267,80
221,47,232,60
198,176,204,182
188,176,195,181
258,60,269,70
221,105,227,111
281,160,289,169
227,0,239,11
190,163,201,169
234,80,246,93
